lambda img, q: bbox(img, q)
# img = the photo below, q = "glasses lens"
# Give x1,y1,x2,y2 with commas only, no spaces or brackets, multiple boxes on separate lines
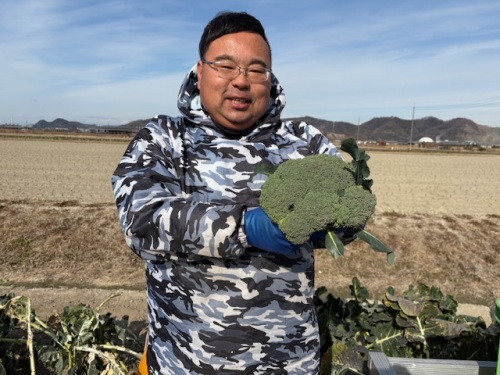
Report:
208,61,269,82
246,67,268,82
215,63,238,79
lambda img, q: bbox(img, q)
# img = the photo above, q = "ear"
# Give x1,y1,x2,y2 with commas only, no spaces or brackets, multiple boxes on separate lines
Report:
196,60,203,84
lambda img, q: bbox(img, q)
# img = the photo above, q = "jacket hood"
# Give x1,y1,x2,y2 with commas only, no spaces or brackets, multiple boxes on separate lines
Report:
177,64,286,128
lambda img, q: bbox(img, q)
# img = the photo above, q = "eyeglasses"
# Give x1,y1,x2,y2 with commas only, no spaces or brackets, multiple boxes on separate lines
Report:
202,59,271,83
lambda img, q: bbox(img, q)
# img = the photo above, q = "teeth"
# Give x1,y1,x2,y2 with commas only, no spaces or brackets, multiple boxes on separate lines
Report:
231,98,247,103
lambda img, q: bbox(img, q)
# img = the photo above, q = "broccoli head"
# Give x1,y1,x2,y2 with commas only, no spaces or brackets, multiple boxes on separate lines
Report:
259,153,376,245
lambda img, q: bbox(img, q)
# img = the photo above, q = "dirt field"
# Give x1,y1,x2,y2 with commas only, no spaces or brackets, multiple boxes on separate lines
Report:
1,135,499,331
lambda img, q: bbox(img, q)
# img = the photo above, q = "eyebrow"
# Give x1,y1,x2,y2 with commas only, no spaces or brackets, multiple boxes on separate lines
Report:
212,54,269,68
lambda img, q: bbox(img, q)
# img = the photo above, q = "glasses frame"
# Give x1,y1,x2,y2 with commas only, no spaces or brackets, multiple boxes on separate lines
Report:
201,59,272,83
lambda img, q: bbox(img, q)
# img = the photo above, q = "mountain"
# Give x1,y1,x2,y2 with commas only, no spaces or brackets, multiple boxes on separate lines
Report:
25,116,500,146
285,116,500,146
32,118,97,130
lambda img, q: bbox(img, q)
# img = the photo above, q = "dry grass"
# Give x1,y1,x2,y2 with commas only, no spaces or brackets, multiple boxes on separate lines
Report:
315,211,500,305
1,135,499,306
0,201,145,289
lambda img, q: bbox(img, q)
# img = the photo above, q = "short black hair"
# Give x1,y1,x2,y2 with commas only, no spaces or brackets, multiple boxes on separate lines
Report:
199,11,271,60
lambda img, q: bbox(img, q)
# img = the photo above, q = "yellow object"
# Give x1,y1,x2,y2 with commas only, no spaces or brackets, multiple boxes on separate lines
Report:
136,344,148,375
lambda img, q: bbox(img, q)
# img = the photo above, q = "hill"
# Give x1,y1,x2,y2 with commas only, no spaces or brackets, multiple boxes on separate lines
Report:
33,118,96,130
18,116,500,146
286,116,500,146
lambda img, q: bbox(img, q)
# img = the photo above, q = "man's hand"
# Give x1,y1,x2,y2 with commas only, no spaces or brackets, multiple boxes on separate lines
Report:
244,207,300,254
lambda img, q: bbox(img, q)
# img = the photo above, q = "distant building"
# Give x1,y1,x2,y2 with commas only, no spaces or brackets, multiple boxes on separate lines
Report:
417,136,435,148
418,137,434,143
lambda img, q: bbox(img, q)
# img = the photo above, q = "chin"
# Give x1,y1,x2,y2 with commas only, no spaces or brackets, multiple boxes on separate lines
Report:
220,119,255,131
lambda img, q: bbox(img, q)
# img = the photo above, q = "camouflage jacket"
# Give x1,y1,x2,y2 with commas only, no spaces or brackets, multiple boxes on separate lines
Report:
112,66,340,374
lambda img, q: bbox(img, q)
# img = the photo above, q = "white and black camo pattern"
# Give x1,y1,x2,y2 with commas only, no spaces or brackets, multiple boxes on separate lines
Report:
112,66,342,374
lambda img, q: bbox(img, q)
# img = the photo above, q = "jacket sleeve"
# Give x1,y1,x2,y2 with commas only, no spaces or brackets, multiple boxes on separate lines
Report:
111,120,247,261
285,120,343,158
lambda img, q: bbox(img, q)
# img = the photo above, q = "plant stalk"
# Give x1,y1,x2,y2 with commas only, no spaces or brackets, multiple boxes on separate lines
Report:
26,298,36,375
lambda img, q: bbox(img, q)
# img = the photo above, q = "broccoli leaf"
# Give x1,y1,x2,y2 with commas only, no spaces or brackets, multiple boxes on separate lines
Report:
356,229,395,264
349,276,370,302
340,138,373,192
325,229,344,259
496,298,500,324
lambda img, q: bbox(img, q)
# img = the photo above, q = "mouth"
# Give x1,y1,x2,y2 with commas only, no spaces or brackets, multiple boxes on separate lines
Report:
226,95,252,111
228,97,251,104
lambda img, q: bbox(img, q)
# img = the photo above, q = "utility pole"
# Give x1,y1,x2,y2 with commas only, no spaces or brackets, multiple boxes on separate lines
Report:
409,104,415,151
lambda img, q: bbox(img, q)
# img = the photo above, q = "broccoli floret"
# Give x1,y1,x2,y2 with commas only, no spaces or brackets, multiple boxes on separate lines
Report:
258,139,393,263
260,153,376,245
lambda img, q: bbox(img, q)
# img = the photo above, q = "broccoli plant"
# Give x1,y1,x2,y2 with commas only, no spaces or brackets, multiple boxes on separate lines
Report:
315,278,500,374
259,138,393,262
496,298,500,375
0,293,141,374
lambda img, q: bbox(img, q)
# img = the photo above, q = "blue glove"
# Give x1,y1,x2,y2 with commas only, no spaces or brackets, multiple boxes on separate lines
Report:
309,230,326,241
244,207,300,255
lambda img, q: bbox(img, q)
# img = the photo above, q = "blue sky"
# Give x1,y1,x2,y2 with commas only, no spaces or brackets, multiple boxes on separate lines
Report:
1,0,500,127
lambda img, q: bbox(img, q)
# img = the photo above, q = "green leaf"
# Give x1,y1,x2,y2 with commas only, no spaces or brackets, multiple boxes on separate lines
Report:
113,315,131,343
433,319,473,339
340,138,361,162
75,315,95,345
496,299,500,375
325,229,344,259
438,295,458,314
362,178,373,192
495,298,500,324
405,318,472,343
55,355,65,374
349,277,369,302
317,281,499,366
368,322,408,356
395,314,416,328
340,138,372,192
386,295,425,318
356,229,394,264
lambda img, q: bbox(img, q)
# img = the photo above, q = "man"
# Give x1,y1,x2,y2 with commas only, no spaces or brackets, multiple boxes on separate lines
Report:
112,11,342,374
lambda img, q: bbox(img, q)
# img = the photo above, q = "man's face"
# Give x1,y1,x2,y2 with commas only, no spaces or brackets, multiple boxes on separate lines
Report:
197,31,272,131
